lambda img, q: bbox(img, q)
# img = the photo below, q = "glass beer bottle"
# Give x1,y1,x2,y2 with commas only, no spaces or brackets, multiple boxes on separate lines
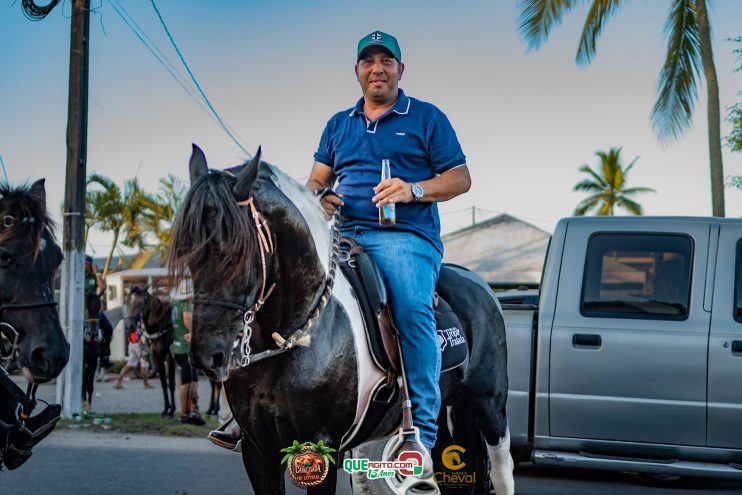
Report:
379,159,396,225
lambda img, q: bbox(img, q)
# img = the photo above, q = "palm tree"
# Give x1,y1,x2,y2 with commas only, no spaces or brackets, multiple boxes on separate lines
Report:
137,175,187,262
86,174,125,278
573,147,655,216
519,0,725,216
86,175,149,278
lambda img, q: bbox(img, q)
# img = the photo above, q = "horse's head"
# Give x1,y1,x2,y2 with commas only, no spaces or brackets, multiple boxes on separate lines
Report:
169,145,331,381
125,285,146,332
0,180,68,382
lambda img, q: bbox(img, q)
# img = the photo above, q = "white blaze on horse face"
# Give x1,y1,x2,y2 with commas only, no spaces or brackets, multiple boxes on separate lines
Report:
265,165,331,275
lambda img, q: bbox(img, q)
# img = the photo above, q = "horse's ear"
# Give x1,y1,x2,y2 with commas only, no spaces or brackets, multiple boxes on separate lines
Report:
29,179,47,210
189,144,208,185
233,146,262,201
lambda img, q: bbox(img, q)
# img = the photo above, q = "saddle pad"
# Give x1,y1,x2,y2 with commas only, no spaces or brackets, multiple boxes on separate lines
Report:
436,296,468,372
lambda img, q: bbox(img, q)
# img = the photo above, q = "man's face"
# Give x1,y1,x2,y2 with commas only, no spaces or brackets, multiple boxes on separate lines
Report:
355,47,404,105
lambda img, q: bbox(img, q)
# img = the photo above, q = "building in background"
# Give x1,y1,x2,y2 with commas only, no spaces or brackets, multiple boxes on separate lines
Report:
442,213,551,290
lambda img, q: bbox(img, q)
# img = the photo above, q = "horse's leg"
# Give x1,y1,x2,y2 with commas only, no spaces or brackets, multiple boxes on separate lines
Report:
306,462,337,495
209,379,222,416
240,438,285,495
153,350,169,417
167,351,176,416
486,424,514,495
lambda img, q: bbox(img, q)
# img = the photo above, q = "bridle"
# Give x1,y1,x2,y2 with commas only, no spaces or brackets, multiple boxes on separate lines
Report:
192,194,341,368
0,214,61,468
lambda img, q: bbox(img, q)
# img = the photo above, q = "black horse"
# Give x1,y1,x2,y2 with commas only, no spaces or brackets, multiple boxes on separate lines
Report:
126,286,176,417
169,146,514,494
0,179,69,470
82,287,104,411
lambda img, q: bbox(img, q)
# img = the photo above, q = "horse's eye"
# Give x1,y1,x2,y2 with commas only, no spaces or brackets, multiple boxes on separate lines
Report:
0,252,13,267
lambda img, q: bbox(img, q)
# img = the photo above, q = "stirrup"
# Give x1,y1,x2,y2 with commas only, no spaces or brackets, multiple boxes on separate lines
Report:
380,428,439,495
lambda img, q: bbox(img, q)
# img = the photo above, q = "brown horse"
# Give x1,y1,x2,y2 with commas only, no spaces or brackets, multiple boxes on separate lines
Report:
126,287,176,417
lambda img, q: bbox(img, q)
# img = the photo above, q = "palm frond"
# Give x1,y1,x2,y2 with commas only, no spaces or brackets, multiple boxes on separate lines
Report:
597,201,612,215
621,186,656,194
576,0,625,65
573,179,603,192
518,0,579,51
650,0,701,141
574,193,602,215
622,155,640,175
617,196,644,215
578,164,608,187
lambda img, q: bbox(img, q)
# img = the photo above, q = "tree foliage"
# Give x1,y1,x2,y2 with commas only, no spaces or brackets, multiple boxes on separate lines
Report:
726,36,742,153
573,147,656,216
518,0,725,216
85,174,187,274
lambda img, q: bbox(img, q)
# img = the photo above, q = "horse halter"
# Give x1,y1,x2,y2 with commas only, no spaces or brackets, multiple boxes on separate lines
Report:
0,214,60,467
192,196,276,368
0,211,58,370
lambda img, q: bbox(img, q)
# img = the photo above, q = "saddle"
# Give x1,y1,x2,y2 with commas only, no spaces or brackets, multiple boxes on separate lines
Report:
338,237,468,449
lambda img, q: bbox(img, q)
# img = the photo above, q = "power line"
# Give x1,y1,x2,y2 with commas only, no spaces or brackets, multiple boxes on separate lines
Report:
149,0,251,158
106,0,213,122
20,0,62,20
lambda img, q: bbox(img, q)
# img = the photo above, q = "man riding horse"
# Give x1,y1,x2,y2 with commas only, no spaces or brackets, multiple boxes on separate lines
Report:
209,31,471,477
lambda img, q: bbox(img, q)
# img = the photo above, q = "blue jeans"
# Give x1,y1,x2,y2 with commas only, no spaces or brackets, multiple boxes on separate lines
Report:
341,227,442,449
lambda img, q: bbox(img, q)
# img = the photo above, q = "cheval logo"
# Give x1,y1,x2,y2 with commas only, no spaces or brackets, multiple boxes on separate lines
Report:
442,445,466,470
281,440,336,488
437,444,477,486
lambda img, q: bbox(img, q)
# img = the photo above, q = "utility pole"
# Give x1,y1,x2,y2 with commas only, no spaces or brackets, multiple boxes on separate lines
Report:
56,0,90,418
471,205,476,226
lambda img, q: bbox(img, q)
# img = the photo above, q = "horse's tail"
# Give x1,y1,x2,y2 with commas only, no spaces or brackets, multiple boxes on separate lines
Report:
433,393,491,494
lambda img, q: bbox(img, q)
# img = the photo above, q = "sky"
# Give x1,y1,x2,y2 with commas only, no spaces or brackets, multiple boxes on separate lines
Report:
1,0,742,257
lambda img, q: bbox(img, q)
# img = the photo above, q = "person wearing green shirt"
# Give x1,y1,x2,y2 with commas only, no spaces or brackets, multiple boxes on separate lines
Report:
171,287,204,426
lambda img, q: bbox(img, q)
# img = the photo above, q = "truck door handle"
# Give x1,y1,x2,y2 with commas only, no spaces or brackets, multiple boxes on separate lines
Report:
573,334,602,348
732,341,742,355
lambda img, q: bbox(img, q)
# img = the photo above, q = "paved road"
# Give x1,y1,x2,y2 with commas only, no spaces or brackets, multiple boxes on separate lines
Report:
7,374,742,494
4,430,742,495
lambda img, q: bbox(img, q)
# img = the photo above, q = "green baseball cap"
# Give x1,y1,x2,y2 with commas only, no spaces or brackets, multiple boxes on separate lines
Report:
357,31,402,62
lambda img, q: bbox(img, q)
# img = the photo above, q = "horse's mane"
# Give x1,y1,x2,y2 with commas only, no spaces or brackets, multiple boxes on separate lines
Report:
168,170,259,289
0,183,56,256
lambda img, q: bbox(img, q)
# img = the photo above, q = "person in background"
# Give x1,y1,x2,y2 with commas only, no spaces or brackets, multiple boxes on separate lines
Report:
114,326,153,389
171,280,205,425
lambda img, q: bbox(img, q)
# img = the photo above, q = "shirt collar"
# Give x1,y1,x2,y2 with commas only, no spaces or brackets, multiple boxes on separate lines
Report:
349,89,411,117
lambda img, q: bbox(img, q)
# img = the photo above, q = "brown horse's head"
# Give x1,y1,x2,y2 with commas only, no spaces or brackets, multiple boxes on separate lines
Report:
0,180,68,382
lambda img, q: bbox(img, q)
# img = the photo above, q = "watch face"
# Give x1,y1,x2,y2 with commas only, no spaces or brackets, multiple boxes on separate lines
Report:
412,184,424,199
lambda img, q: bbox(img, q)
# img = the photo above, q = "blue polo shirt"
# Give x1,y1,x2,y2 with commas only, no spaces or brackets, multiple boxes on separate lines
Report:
314,89,466,254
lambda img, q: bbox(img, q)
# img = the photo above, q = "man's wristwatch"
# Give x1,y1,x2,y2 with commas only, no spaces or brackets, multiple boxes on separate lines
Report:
411,183,424,202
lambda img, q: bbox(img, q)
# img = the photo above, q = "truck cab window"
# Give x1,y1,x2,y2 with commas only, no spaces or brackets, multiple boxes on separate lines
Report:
581,233,693,320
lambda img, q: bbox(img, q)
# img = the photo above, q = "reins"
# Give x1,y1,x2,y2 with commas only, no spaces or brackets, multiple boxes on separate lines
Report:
191,192,341,368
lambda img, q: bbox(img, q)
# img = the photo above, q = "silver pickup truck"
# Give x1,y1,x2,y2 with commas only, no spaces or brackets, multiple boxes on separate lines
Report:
500,216,742,479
